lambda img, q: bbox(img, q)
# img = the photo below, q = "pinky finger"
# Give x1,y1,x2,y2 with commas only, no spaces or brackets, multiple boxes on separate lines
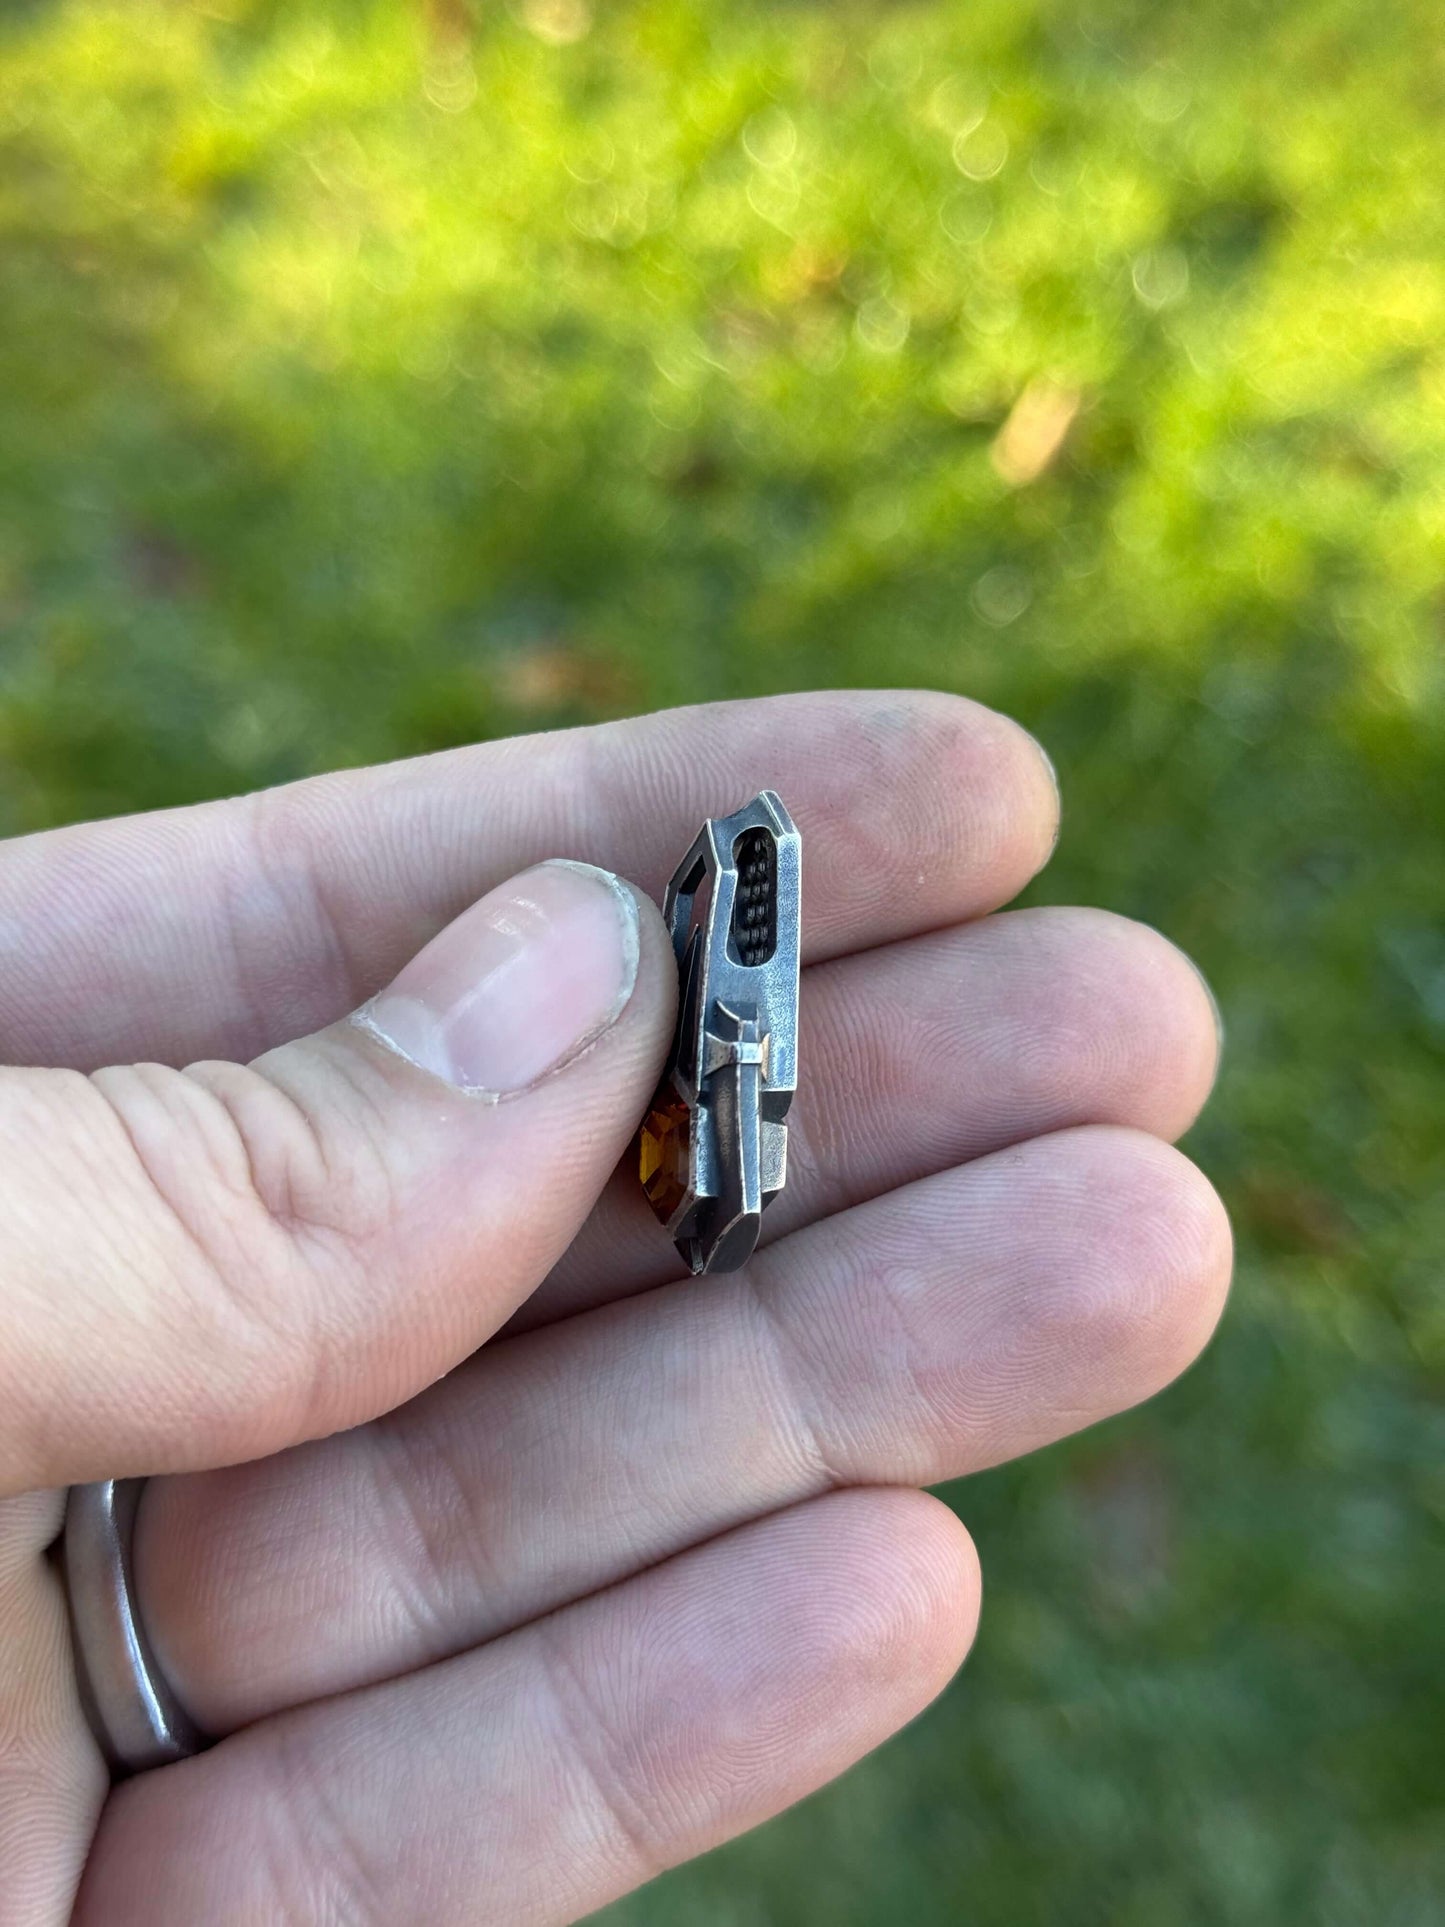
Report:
75,1489,979,1927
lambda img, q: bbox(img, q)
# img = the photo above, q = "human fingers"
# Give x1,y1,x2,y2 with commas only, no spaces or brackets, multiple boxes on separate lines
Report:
0,1490,104,1924
135,1128,1229,1733
0,691,1058,1070
527,904,1221,1327
0,862,673,1495
79,1490,979,1927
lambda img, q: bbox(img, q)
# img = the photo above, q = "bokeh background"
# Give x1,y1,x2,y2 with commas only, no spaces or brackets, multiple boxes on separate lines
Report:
2,1,1442,1919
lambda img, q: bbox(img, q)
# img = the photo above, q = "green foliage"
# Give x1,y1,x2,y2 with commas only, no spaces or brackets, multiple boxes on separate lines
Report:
2,1,1442,1919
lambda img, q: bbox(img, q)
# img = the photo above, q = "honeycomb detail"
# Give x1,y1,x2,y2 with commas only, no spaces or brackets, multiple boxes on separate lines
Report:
731,829,776,966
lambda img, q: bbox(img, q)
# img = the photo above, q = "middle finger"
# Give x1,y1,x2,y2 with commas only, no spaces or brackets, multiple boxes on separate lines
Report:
522,901,1219,1327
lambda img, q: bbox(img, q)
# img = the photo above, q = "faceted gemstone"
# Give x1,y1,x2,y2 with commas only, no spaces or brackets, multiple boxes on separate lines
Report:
639,1093,692,1222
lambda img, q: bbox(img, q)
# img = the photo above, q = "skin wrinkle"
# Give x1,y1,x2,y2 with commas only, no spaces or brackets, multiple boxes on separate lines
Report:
0,1506,104,1927
363,1401,506,1671
233,786,365,1063
741,1256,850,1492
259,1710,385,1927
181,1053,363,1244
86,1063,328,1376
275,769,456,990
5,1066,269,1483
845,1246,971,1486
532,1619,667,1888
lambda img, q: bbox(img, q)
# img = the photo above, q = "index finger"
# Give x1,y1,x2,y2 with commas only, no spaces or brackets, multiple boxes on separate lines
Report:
0,690,1057,1070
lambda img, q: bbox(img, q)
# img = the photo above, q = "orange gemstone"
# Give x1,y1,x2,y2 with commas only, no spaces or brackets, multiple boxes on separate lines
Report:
639,1094,691,1223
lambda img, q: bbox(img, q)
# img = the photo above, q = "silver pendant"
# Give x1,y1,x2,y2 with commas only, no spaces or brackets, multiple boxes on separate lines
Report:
639,791,801,1274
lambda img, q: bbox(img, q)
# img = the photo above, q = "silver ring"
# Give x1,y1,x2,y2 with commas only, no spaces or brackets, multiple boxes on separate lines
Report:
63,1480,204,1776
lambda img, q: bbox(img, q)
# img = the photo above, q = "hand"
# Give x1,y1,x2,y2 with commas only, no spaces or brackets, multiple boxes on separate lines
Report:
1,692,1229,1925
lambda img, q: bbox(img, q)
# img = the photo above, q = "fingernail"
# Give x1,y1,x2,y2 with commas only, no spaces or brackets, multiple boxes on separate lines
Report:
1191,956,1227,1067
1033,736,1062,854
357,861,640,1096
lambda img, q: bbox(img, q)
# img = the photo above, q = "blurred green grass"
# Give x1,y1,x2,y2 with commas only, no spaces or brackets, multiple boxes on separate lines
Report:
2,1,1442,1920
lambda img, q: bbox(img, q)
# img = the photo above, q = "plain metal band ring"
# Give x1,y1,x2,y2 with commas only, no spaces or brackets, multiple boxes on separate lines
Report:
63,1479,204,1777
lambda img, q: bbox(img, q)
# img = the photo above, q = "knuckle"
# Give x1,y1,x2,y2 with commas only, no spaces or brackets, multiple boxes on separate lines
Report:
362,1406,501,1665
236,783,370,1034
188,1045,397,1255
536,1625,668,1883
259,1720,388,1927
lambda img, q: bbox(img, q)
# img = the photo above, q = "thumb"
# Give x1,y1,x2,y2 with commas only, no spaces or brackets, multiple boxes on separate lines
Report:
0,861,674,1495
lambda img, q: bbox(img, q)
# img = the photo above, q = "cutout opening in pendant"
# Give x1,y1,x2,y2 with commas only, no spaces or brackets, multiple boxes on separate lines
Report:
729,828,777,966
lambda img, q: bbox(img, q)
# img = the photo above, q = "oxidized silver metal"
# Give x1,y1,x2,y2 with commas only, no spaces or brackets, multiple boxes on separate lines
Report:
639,791,800,1274
63,1479,203,1776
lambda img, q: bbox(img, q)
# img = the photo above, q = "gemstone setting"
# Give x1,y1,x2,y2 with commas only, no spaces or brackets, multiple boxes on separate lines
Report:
638,1092,691,1221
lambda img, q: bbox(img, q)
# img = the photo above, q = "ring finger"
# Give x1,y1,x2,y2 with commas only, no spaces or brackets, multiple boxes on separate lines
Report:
83,1490,980,1927
135,1123,1231,1735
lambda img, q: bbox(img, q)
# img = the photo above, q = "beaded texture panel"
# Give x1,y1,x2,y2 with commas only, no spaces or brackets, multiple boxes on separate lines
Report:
731,828,776,966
